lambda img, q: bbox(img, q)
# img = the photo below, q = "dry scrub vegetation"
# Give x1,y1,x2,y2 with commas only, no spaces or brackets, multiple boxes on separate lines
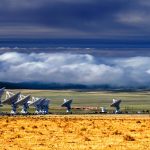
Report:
0,115,149,150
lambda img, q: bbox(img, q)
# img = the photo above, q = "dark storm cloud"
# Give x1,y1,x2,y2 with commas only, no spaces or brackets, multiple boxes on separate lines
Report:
0,0,150,38
0,0,123,27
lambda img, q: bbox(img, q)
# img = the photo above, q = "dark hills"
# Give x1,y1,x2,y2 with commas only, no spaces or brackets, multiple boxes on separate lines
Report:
0,81,150,91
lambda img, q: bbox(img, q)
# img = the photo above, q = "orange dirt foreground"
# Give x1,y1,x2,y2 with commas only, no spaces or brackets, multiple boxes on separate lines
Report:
0,115,150,150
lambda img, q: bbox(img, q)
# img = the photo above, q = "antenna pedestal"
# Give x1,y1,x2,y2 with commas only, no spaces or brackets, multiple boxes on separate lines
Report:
42,105,49,114
21,103,29,114
11,103,17,114
66,106,71,113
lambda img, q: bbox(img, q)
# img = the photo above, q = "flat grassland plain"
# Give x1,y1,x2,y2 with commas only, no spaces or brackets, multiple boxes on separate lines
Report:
1,89,150,113
0,90,150,150
0,115,149,150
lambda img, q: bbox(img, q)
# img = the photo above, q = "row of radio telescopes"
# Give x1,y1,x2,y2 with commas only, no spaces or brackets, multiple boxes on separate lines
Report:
0,87,121,115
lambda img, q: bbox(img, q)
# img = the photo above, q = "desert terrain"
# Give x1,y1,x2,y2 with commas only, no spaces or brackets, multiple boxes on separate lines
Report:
0,115,149,150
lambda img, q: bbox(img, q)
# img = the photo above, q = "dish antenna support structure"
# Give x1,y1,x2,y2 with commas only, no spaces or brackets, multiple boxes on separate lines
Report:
110,99,122,114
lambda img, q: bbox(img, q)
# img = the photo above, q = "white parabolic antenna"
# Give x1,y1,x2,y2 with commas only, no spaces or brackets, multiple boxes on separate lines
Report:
2,91,21,114
110,99,121,114
2,91,20,105
40,99,50,114
28,97,41,113
61,99,73,113
29,97,50,114
16,95,31,105
28,97,41,106
15,95,31,114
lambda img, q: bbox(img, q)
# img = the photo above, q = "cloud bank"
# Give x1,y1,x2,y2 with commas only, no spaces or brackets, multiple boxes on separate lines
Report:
0,52,150,88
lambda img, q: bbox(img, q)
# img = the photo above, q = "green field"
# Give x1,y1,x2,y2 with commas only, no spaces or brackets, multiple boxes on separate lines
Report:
1,89,150,114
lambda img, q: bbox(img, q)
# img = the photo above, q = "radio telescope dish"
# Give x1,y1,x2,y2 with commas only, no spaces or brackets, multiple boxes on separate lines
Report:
61,99,72,113
100,107,107,113
41,99,50,114
28,97,40,106
3,91,20,105
15,95,31,114
110,99,121,114
29,97,44,114
36,99,46,114
16,95,31,105
2,91,20,114
0,87,5,107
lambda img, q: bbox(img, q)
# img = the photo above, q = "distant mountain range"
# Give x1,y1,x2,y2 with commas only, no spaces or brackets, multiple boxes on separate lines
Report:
0,81,150,91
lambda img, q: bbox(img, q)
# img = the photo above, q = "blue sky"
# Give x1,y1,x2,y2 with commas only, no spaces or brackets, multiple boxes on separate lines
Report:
0,0,150,39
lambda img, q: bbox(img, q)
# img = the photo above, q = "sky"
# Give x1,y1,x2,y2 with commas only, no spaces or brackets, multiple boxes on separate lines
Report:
0,0,150,88
0,0,150,39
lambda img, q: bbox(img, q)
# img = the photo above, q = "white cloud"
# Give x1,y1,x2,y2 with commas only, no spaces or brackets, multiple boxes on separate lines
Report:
117,13,145,24
0,52,150,87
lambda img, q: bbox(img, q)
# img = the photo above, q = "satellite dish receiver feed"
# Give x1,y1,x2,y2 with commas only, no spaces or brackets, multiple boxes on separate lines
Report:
2,91,21,114
0,87,5,107
61,99,73,113
110,99,122,114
